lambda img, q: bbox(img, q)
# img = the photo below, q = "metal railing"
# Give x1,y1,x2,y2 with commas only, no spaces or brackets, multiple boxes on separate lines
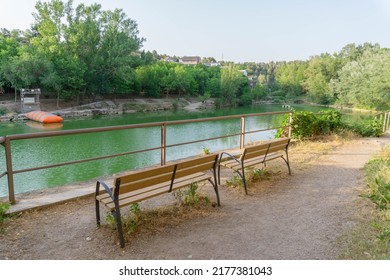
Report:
0,111,292,204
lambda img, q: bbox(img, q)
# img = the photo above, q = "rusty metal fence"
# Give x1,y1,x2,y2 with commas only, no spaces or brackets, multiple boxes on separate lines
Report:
0,111,292,204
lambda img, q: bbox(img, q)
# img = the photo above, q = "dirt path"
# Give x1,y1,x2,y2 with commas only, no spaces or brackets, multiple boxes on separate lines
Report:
1,135,389,260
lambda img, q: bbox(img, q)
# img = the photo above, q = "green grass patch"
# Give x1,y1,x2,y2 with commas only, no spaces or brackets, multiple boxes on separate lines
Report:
339,144,390,259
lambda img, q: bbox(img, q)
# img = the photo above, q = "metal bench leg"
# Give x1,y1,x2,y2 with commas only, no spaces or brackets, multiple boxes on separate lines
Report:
95,181,101,226
240,162,248,195
113,204,125,248
217,163,221,185
208,175,221,206
282,153,291,175
95,200,101,226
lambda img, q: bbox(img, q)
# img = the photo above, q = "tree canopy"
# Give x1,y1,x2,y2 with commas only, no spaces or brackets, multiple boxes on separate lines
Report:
0,1,389,110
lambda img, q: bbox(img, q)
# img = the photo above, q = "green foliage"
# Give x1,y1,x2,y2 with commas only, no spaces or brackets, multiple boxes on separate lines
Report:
238,91,253,106
173,183,209,207
331,46,390,110
276,110,343,139
202,146,210,155
218,63,250,107
1,6,389,112
350,117,384,137
0,202,10,223
249,168,271,181
0,106,6,116
289,111,319,139
362,146,390,247
105,203,140,234
225,174,244,188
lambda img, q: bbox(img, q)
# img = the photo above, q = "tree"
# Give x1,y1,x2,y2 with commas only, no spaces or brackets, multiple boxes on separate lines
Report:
302,54,338,104
219,64,248,107
331,48,390,110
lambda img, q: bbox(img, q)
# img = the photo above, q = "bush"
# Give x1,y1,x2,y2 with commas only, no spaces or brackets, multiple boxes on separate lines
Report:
0,107,7,116
0,202,10,223
317,110,343,134
239,92,253,106
276,110,343,139
351,117,383,137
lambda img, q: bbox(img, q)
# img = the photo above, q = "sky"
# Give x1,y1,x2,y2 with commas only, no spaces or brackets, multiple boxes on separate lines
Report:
1,0,390,63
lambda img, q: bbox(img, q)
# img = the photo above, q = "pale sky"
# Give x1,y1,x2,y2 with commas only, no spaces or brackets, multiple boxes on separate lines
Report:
1,0,390,62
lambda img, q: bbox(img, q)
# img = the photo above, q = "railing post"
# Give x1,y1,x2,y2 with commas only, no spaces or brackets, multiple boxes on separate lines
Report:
387,112,390,131
240,116,245,149
161,123,166,165
3,137,16,204
288,111,293,138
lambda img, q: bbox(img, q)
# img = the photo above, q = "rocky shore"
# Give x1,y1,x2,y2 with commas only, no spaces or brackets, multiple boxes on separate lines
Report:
0,97,215,122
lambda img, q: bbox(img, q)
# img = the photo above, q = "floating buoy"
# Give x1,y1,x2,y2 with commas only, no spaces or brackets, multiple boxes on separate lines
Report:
26,111,63,123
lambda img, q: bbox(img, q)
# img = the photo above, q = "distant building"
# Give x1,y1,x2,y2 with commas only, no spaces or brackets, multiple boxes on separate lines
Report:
163,57,177,63
203,62,221,67
238,70,248,76
180,56,201,65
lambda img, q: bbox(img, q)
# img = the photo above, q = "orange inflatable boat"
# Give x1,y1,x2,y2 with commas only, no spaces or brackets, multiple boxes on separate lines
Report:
26,111,63,123
26,120,63,130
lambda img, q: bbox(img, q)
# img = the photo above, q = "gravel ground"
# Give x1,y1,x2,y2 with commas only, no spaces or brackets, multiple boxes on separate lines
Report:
0,135,389,260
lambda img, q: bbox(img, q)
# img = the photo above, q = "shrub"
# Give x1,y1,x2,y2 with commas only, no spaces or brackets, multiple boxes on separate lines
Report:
351,117,383,137
0,202,10,228
0,107,7,116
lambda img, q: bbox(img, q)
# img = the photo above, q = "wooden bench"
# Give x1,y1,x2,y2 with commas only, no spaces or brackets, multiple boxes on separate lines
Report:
95,153,220,247
218,138,291,194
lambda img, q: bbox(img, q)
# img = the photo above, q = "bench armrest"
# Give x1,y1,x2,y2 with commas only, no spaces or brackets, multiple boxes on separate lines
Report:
95,179,114,201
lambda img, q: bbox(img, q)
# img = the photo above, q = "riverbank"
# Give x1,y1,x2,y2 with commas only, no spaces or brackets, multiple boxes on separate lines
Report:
0,97,215,122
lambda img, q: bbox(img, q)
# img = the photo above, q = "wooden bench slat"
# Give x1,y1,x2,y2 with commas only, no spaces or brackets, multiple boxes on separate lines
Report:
99,172,209,206
105,173,212,210
116,164,176,185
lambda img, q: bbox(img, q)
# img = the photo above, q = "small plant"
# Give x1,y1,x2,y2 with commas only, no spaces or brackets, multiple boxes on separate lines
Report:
0,107,7,116
173,183,209,207
202,146,210,155
105,203,141,234
123,203,140,234
251,168,271,181
0,202,10,233
225,174,244,188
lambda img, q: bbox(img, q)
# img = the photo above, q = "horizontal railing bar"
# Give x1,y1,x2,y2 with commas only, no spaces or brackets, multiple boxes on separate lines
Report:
13,146,161,174
245,126,286,135
5,111,291,141
166,132,242,149
0,171,6,179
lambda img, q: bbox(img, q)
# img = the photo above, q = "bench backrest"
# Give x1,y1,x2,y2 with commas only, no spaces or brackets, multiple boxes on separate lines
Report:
114,164,176,195
113,153,219,195
241,138,290,161
174,153,219,179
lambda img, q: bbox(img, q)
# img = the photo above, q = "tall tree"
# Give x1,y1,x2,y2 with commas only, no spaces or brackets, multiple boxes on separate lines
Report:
331,48,390,110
